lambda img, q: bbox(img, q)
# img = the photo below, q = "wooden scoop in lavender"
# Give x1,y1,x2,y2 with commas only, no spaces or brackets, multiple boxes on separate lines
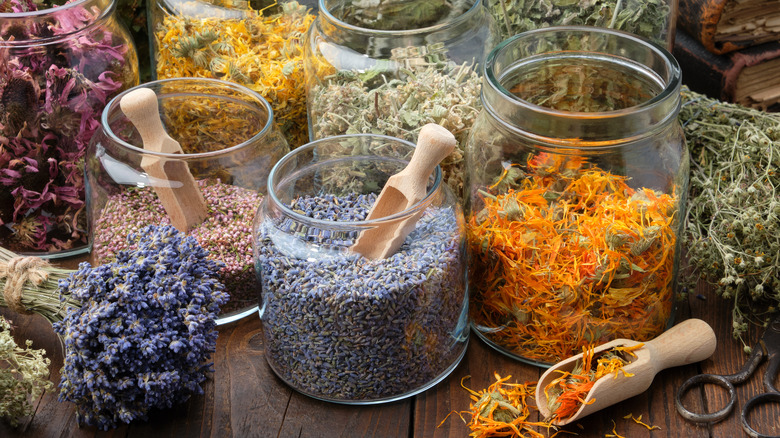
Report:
535,318,717,426
351,123,456,259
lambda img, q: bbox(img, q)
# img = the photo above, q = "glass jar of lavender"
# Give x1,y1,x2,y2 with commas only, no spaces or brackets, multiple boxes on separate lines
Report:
304,0,499,199
254,134,469,404
0,0,139,258
464,27,689,367
86,78,289,325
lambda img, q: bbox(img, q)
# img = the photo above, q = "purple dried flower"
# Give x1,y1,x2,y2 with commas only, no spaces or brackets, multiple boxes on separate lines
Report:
0,0,135,253
53,225,228,430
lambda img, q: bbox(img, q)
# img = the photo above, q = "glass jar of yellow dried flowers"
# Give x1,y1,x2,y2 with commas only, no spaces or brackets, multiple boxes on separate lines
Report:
149,0,315,149
465,27,689,367
1,0,139,258
304,0,499,199
86,78,289,325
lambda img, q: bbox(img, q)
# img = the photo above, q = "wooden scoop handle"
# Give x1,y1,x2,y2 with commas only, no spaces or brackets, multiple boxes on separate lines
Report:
645,318,717,372
397,124,456,188
120,88,208,233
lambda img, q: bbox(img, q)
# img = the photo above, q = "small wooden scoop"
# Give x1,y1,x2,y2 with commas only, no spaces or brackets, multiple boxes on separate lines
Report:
120,88,208,233
536,318,717,426
351,123,456,259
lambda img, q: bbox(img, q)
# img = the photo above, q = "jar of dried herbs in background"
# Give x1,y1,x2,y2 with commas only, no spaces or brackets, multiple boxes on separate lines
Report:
149,0,315,149
304,0,499,198
1,0,139,257
254,134,468,403
486,0,677,50
86,78,289,325
465,27,688,367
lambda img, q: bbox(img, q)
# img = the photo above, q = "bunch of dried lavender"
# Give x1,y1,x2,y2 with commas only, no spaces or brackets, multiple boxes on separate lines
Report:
309,61,481,197
0,315,54,428
486,0,672,45
0,0,137,254
680,87,780,342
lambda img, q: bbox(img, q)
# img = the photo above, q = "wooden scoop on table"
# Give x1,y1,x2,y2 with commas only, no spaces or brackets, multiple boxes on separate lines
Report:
535,318,717,426
351,123,456,259
120,88,208,233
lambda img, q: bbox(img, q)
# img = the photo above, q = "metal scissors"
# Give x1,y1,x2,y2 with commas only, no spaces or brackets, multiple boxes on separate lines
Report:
675,314,780,438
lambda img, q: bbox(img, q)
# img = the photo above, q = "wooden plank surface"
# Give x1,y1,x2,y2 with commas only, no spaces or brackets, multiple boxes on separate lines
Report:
1,255,778,437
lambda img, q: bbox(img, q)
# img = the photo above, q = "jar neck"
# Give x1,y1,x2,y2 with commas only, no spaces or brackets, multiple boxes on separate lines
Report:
316,0,485,54
0,0,116,45
482,26,682,146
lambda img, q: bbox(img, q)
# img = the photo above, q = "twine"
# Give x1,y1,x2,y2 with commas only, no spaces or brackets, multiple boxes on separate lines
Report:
0,256,51,315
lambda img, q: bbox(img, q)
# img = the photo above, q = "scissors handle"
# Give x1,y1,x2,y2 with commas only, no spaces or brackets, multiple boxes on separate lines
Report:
676,373,738,423
740,392,780,438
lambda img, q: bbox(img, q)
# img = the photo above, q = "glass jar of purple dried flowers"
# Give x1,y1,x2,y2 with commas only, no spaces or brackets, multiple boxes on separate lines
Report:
86,78,289,325
254,134,469,404
0,0,139,257
304,0,500,199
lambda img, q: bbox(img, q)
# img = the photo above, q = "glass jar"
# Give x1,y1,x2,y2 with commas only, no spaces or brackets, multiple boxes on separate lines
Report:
86,78,289,325
254,134,469,403
304,0,499,198
148,0,315,149
484,0,677,50
465,27,689,366
0,0,139,257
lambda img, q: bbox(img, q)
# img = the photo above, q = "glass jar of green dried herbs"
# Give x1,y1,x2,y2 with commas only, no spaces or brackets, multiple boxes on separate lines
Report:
304,0,499,199
465,27,689,367
86,78,289,325
486,0,677,49
1,0,139,258
148,0,315,149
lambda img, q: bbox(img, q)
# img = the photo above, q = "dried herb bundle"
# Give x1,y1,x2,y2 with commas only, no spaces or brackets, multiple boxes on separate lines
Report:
0,315,53,428
681,88,780,339
486,0,672,45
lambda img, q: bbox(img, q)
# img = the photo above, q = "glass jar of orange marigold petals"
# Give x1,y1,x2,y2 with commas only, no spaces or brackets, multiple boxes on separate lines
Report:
464,26,689,367
149,0,314,149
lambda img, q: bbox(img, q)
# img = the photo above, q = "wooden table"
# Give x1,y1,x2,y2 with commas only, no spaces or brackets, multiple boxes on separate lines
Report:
2,256,778,438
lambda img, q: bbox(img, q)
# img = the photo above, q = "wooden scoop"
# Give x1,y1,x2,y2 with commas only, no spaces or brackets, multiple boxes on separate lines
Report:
535,318,717,426
351,123,456,259
120,88,208,233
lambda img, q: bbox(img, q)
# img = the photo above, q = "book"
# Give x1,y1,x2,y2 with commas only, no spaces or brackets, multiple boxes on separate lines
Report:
678,0,780,54
674,28,780,110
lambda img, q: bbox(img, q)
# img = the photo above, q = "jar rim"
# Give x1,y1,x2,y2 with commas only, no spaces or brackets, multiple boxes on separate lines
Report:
318,0,483,36
267,133,444,227
482,25,682,144
101,77,276,160
0,0,115,41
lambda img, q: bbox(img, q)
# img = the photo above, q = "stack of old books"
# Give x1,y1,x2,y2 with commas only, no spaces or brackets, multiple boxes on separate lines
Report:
675,0,780,110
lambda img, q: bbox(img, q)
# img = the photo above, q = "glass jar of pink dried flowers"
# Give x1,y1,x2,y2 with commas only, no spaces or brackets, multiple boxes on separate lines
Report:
0,0,139,257
86,78,289,325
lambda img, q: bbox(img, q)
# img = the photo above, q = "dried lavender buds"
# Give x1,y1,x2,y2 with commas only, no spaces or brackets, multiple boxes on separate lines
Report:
91,179,260,318
54,225,227,430
0,0,138,254
255,193,468,401
0,315,53,428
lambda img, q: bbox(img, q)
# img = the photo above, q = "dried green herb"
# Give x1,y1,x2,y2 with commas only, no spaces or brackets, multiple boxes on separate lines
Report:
333,0,469,30
680,87,780,342
310,57,481,197
487,0,672,46
0,315,53,428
